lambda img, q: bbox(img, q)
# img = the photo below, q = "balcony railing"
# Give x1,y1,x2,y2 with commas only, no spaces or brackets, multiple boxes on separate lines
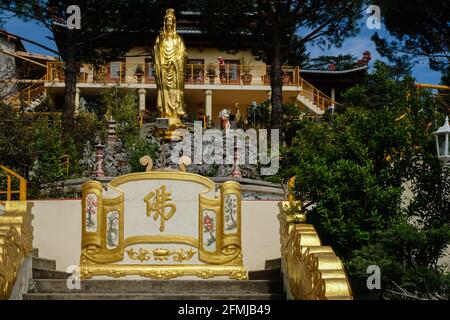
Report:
46,62,337,111
47,62,303,85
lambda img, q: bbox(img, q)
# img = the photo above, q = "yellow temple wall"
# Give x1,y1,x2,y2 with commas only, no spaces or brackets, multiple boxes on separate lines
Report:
120,46,264,68
31,199,280,274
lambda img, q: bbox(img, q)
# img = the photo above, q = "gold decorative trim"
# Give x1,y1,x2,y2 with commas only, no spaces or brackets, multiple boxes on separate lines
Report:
109,171,215,191
124,235,198,248
125,247,196,263
0,201,33,300
80,168,247,280
278,205,352,300
80,264,248,280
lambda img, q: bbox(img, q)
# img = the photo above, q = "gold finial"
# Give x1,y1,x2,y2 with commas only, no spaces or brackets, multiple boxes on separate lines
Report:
140,155,153,172
178,155,191,172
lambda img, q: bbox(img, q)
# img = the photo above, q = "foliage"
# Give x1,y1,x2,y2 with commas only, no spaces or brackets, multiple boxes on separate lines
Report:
101,86,139,143
305,54,359,71
347,220,450,299
0,0,192,130
0,102,108,197
278,61,450,299
127,136,158,173
193,0,364,127
246,100,271,128
29,118,65,184
74,111,106,143
371,0,449,73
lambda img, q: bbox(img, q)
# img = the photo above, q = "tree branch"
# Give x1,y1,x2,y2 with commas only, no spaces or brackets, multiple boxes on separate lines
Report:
299,2,357,44
1,31,60,56
0,5,52,29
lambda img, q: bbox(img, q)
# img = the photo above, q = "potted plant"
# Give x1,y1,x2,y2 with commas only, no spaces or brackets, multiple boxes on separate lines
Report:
206,63,216,84
134,64,144,83
241,57,253,85
93,65,106,82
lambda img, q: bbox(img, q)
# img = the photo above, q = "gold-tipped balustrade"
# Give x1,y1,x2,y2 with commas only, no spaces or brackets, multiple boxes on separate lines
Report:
0,164,33,300
278,177,353,300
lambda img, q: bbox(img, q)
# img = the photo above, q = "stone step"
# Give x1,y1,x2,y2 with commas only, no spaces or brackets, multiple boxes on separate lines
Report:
264,258,281,270
32,257,56,270
23,292,283,300
33,268,70,280
31,279,283,294
248,268,281,280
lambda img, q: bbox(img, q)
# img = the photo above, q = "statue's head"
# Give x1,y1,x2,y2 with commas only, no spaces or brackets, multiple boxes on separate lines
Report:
164,8,176,31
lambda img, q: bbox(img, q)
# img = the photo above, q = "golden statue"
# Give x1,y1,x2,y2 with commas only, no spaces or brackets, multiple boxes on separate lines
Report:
154,9,187,135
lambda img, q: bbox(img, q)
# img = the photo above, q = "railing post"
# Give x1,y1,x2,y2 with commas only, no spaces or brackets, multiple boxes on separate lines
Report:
120,63,122,84
6,175,11,201
19,177,26,201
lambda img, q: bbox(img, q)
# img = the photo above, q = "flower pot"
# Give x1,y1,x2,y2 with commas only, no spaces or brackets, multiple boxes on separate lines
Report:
207,74,215,84
242,73,252,85
135,73,144,84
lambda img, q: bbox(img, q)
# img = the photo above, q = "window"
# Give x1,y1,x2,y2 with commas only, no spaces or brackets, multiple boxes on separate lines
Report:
110,62,122,79
107,58,126,82
223,59,240,83
145,58,155,82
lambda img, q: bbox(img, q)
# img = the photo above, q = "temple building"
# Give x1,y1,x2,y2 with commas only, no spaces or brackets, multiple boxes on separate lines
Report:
31,11,368,125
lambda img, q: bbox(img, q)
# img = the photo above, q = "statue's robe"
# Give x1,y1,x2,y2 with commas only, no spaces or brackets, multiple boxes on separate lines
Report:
154,31,187,120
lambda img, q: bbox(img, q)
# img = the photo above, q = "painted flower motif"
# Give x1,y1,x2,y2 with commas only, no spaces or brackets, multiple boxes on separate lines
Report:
203,213,216,247
224,195,237,231
203,214,215,233
86,194,98,230
87,195,97,208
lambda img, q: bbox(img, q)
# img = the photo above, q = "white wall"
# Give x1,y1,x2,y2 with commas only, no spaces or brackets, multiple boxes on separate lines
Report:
32,200,81,272
31,199,280,273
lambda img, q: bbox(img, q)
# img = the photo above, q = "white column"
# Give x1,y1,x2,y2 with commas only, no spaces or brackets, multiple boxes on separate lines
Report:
205,89,213,126
75,87,81,115
138,88,146,113
330,88,336,114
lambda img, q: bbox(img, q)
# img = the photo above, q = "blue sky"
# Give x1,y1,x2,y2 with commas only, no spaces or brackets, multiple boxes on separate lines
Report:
1,15,443,84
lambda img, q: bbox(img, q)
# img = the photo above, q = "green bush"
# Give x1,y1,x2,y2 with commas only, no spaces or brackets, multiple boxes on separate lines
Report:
101,86,140,142
278,61,450,299
127,136,158,172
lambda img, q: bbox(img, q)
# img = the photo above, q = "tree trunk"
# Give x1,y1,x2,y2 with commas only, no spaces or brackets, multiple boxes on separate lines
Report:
62,31,77,134
270,44,283,129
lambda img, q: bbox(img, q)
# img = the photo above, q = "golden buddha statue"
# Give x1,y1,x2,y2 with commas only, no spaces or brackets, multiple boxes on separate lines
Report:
154,8,187,135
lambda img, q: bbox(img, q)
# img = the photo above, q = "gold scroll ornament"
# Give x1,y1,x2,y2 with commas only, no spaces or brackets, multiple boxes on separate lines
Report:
125,247,196,263
279,199,353,300
79,157,247,280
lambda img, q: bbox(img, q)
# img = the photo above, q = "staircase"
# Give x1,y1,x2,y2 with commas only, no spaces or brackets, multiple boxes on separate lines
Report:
296,76,335,115
9,76,46,110
24,250,284,300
